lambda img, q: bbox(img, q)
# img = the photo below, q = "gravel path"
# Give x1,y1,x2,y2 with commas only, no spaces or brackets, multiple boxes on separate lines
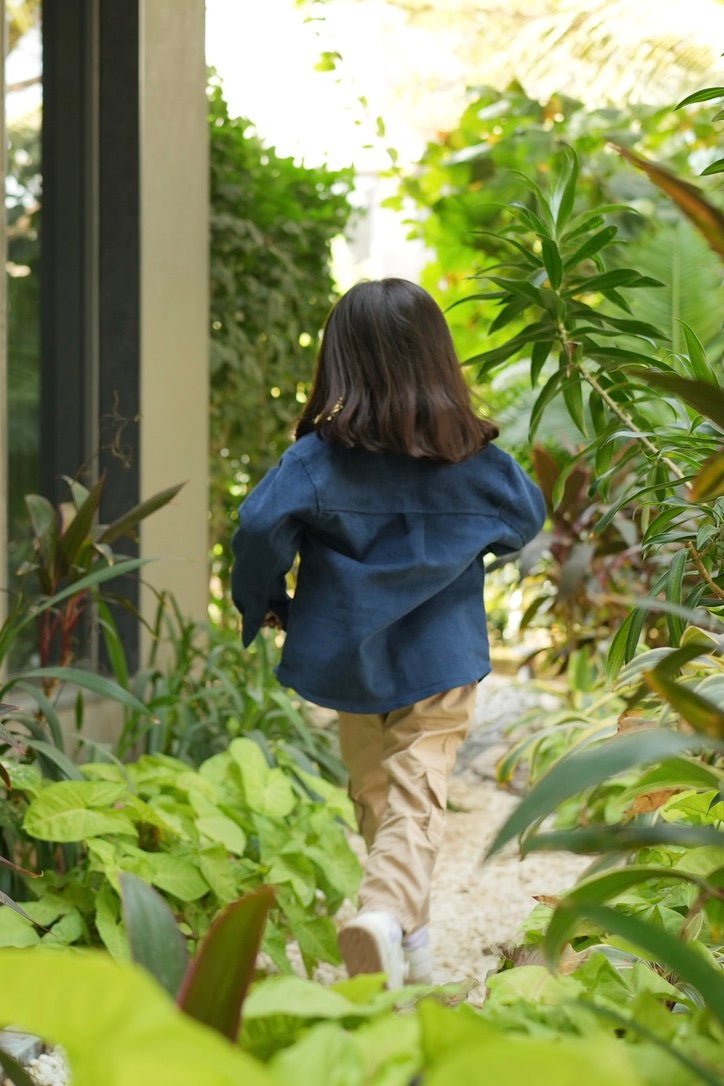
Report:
429,672,589,996
313,672,589,996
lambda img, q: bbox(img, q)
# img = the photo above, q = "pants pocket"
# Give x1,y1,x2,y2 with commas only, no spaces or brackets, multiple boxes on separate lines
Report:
424,766,448,846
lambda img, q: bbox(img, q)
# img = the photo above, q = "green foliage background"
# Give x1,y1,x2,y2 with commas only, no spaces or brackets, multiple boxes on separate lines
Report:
395,83,723,452
208,76,354,591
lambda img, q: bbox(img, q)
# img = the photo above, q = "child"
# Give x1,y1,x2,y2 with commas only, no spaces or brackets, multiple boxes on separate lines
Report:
231,278,545,987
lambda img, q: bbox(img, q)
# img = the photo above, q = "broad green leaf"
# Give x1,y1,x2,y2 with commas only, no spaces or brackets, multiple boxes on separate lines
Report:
421,1007,644,1086
23,779,137,841
644,671,724,739
94,882,131,961
625,754,724,796
198,846,238,904
0,948,274,1085
567,268,661,294
10,557,152,637
129,851,208,902
599,315,664,338
487,730,714,857
243,974,366,1020
564,904,724,1026
679,321,712,382
466,321,555,373
0,761,41,795
24,494,57,578
543,865,718,965
644,637,718,680
267,852,316,905
507,201,553,239
11,680,66,751
97,599,129,688
120,872,189,998
621,222,722,352
195,813,247,854
530,339,553,385
269,1022,366,1086
22,739,84,781
488,296,532,334
0,901,41,947
229,738,296,817
177,887,276,1041
606,609,647,679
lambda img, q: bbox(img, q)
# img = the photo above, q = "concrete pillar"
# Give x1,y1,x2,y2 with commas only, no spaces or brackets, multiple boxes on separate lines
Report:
138,0,209,655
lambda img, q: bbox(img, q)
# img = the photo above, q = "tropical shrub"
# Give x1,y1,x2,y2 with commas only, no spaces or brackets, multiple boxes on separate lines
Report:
396,82,723,371
456,84,724,1081
208,75,354,601
0,740,359,975
112,595,345,783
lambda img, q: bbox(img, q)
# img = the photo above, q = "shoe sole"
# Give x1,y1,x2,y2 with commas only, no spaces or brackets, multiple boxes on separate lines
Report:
338,923,385,977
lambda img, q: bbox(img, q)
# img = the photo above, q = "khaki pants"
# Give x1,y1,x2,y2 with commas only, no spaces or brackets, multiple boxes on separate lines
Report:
337,683,477,934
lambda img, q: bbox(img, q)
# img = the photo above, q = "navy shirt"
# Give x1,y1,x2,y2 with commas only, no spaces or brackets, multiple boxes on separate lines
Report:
231,433,545,714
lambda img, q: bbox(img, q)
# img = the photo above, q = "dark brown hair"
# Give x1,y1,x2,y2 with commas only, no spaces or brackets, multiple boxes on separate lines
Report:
295,278,498,463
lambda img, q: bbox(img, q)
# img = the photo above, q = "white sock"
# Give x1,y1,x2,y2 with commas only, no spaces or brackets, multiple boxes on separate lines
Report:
402,926,429,951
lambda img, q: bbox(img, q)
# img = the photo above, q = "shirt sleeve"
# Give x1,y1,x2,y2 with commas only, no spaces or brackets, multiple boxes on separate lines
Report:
230,451,316,647
489,452,547,556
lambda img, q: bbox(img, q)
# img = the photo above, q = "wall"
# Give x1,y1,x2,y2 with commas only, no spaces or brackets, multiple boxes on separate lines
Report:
139,0,209,658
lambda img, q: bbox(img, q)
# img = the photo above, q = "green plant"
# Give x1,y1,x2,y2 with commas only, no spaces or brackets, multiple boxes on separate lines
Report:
397,82,723,368
458,144,722,657
13,474,183,670
208,75,354,607
0,478,184,786
0,740,360,975
121,874,274,1039
111,592,345,783
0,947,275,1086
513,443,657,675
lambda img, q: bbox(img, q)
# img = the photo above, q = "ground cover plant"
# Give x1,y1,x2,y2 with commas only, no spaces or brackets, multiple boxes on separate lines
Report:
0,738,359,976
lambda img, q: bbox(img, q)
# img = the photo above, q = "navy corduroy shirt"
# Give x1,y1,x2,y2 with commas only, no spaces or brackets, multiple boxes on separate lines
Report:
231,433,545,714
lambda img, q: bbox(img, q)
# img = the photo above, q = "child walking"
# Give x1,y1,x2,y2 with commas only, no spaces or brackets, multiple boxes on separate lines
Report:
231,278,545,987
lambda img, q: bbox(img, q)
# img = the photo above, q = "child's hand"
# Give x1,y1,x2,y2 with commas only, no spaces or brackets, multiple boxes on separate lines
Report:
262,611,283,630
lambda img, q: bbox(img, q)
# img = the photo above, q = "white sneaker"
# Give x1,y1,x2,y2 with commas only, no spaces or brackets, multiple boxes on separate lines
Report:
338,910,406,989
403,928,433,984
403,943,433,984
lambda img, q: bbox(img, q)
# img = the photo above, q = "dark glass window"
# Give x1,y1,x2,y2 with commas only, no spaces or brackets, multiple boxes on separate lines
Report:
6,1,42,618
